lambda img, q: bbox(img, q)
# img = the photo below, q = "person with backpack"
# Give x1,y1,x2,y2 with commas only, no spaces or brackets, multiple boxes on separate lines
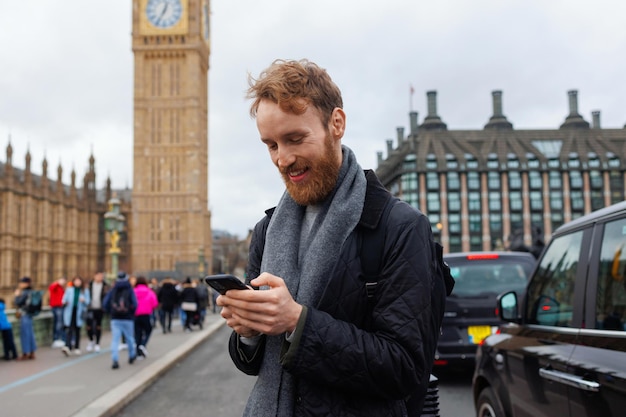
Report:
61,276,90,356
13,276,38,360
216,59,448,417
103,271,138,369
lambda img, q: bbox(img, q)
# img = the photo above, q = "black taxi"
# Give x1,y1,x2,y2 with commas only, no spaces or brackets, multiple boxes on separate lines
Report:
473,200,626,417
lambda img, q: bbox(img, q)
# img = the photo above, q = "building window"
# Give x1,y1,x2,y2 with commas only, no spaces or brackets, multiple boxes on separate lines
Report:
401,172,418,192
571,191,584,211
469,213,481,232
468,192,481,211
590,170,603,189
490,213,502,232
609,170,624,204
510,191,523,210
426,172,439,190
570,171,583,189
447,172,460,190
489,192,501,211
488,172,500,189
549,171,562,188
448,192,461,211
529,170,542,189
467,171,480,190
449,213,461,233
403,154,416,170
427,192,440,212
530,191,543,210
509,171,522,190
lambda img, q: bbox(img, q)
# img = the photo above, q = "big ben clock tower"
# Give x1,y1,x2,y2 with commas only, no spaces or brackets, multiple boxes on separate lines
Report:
131,0,212,275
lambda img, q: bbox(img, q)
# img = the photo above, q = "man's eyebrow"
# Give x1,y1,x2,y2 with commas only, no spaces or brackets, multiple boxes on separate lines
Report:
261,130,306,142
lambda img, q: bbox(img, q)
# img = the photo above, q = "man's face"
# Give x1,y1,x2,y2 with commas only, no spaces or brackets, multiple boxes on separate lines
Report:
256,99,344,206
94,273,103,283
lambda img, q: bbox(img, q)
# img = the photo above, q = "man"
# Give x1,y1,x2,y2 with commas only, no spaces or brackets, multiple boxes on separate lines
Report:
218,59,446,416
86,272,108,352
48,276,66,348
103,271,137,369
13,277,38,360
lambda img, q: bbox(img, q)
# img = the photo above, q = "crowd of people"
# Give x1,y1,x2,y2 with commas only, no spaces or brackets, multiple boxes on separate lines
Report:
1,272,217,370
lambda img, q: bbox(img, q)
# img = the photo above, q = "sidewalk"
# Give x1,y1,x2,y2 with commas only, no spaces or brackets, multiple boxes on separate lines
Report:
0,313,225,417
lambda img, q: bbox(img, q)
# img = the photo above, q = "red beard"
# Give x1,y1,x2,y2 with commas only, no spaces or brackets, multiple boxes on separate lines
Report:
280,137,340,206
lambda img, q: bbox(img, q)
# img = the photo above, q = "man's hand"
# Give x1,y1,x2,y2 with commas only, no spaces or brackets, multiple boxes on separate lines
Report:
217,272,303,337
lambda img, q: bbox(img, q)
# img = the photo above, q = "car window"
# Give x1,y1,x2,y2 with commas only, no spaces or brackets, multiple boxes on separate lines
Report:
447,258,533,297
595,217,626,331
525,230,583,327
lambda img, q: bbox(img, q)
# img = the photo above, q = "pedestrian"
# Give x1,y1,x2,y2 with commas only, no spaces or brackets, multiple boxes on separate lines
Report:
13,277,38,360
180,277,199,332
61,276,90,356
0,298,18,360
103,271,137,369
48,276,67,348
133,276,158,358
157,278,178,333
217,59,446,416
195,278,209,326
86,272,109,353
149,277,160,327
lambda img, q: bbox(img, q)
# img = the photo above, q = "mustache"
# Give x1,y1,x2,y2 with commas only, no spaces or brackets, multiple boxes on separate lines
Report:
279,162,308,176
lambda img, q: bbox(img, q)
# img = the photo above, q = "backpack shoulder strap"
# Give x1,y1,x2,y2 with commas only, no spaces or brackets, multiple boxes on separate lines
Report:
359,195,394,298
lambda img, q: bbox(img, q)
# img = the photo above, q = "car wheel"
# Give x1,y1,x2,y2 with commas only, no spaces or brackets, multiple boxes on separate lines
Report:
476,387,505,417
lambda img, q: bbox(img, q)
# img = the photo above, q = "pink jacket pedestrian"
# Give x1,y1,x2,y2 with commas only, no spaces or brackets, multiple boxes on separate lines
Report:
134,283,158,316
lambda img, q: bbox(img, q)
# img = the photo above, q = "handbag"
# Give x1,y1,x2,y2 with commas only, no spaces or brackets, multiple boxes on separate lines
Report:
181,301,197,312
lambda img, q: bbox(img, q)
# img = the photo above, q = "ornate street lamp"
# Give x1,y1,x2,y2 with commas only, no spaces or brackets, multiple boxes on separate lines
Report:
104,197,125,280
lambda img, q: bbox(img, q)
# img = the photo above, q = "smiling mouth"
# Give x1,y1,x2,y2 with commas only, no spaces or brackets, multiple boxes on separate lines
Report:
288,168,308,182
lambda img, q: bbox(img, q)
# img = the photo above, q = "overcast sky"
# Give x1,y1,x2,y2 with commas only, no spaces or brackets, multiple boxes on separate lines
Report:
1,1,625,238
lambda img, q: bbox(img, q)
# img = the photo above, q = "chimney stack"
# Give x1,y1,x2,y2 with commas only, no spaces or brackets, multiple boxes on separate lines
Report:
377,151,383,165
420,91,447,130
386,139,393,156
396,127,405,147
484,90,513,130
560,89,590,129
591,111,601,129
409,111,419,135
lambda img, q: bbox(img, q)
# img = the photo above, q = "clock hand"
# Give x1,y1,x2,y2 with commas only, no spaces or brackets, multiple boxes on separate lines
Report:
156,3,169,25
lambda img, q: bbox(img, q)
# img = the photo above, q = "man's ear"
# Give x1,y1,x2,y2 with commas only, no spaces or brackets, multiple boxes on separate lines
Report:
329,107,346,139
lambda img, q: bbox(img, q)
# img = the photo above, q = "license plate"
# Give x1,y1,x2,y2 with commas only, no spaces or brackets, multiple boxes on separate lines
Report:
468,325,492,344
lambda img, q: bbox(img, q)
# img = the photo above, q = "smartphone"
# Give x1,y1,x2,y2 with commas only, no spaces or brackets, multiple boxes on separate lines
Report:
204,274,250,295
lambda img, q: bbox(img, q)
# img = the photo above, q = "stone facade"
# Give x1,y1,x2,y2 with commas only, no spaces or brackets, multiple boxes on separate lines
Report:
0,145,110,301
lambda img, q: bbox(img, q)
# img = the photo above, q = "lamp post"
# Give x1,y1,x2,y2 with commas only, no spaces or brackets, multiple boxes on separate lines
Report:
104,197,125,280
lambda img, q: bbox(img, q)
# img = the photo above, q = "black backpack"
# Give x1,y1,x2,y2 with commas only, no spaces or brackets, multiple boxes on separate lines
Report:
111,288,132,314
26,290,44,316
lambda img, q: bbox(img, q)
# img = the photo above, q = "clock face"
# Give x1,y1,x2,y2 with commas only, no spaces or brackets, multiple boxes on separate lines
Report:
146,0,183,29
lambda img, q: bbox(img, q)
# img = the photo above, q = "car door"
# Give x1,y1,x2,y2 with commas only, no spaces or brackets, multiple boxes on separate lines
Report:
568,215,626,417
502,228,589,417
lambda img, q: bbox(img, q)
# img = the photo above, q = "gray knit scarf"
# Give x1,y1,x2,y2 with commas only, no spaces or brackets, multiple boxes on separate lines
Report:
243,145,366,417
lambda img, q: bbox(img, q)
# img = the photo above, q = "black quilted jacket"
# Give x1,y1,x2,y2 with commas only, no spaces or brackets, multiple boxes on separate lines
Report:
229,170,446,417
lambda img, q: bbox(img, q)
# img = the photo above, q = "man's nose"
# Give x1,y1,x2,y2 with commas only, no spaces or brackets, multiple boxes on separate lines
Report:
276,145,296,168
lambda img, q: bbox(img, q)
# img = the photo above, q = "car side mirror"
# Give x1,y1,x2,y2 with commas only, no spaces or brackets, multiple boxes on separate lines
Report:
498,291,519,322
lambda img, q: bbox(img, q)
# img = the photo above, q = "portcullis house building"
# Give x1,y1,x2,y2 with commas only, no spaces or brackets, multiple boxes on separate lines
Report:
375,90,626,254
